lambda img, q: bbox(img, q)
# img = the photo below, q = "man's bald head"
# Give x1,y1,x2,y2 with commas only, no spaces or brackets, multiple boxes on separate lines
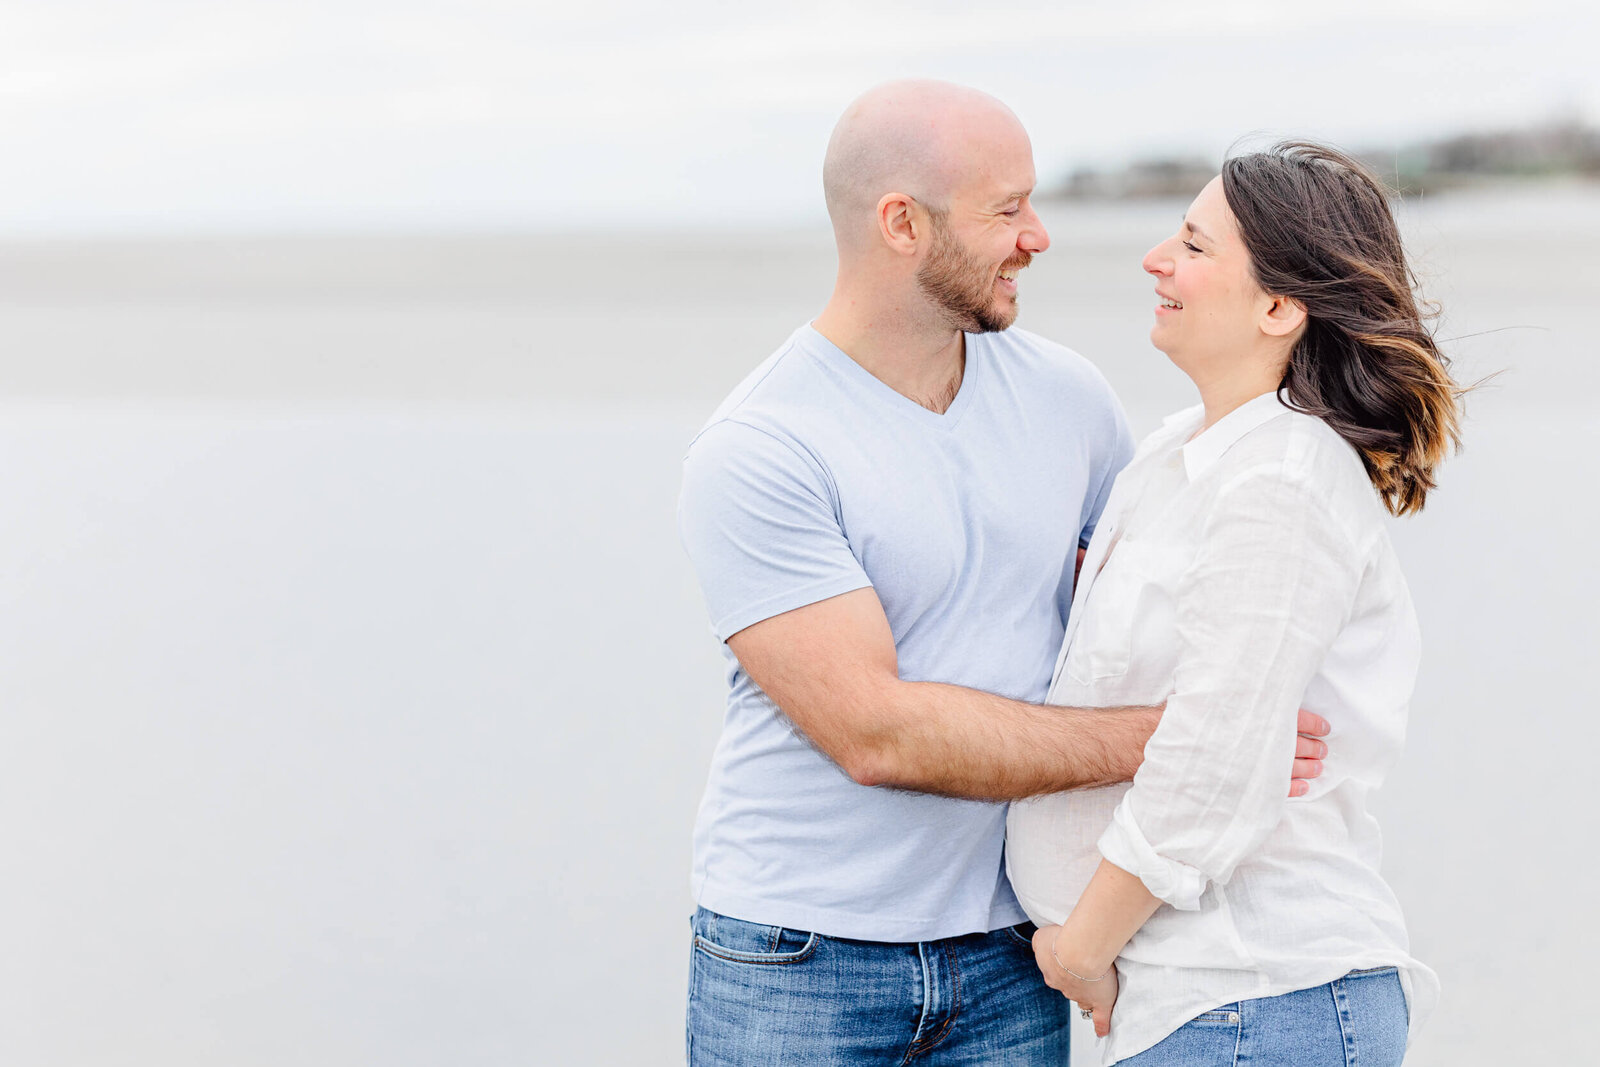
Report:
822,80,1028,248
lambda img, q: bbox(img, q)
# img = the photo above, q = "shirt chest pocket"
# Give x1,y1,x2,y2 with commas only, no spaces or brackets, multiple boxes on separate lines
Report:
1066,532,1187,684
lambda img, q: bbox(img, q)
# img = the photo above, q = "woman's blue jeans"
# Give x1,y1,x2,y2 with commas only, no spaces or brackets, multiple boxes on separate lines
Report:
1116,967,1410,1066
685,906,1072,1065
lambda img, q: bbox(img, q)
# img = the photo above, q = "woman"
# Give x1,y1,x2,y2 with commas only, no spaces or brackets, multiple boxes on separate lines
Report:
1005,142,1457,1066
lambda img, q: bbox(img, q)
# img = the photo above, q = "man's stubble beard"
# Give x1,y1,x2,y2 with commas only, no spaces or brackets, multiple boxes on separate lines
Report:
914,217,1026,334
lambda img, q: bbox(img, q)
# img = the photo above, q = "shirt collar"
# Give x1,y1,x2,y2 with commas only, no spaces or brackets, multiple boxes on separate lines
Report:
1181,390,1292,480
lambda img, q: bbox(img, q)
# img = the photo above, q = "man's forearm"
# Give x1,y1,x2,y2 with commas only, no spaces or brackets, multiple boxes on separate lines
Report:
848,680,1159,800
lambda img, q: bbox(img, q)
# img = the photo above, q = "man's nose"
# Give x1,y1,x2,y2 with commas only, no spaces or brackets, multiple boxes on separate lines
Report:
1021,206,1049,255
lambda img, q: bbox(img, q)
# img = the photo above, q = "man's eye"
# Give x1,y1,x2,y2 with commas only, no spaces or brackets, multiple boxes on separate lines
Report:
1002,208,1021,217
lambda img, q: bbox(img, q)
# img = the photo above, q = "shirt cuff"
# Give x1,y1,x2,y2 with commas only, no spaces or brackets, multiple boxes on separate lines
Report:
1097,799,1207,912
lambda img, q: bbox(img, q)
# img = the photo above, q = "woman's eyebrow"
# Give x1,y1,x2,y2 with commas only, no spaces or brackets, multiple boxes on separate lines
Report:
1183,219,1213,243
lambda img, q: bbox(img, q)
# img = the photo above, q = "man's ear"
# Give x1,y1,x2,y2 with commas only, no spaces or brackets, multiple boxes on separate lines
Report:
877,193,924,256
1260,294,1307,338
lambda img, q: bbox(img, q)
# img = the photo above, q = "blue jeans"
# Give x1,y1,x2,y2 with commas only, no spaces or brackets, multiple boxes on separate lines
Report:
685,906,1071,1065
1117,967,1409,1066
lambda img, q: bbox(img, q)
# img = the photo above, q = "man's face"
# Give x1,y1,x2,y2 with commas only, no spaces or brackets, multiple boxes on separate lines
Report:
913,128,1049,334
915,213,1034,333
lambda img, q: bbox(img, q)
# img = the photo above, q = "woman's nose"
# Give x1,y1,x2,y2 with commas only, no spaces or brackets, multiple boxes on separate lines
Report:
1142,241,1172,276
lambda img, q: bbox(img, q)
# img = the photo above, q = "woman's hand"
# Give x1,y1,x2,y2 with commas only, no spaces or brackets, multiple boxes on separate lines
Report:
1031,923,1119,1038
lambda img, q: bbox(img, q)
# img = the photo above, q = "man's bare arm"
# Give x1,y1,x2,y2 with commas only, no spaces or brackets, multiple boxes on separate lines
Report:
728,587,1331,801
727,587,1158,800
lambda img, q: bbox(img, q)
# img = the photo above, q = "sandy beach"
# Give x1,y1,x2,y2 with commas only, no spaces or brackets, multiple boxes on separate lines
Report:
1,185,1594,1064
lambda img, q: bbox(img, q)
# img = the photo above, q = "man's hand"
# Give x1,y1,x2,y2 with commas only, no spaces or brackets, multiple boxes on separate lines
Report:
1290,710,1330,797
1032,924,1119,1038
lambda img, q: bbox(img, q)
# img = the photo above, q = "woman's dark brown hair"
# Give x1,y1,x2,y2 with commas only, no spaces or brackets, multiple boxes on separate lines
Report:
1221,141,1461,515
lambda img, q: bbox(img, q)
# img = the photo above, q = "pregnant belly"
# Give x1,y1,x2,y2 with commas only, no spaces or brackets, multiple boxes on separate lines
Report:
1005,781,1130,927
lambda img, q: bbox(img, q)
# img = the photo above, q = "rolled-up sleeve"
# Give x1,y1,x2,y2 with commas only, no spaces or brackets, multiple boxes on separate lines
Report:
1098,466,1365,909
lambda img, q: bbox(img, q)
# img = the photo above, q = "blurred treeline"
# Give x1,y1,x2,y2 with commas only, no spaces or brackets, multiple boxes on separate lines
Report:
1051,118,1600,199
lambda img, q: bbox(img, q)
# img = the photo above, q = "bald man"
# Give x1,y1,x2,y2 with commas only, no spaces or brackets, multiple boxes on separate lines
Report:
677,82,1315,1064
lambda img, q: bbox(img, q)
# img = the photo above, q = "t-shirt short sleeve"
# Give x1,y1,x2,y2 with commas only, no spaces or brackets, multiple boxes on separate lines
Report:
678,419,873,641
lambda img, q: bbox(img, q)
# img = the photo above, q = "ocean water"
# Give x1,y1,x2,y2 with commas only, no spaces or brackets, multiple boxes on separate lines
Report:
0,186,1594,1064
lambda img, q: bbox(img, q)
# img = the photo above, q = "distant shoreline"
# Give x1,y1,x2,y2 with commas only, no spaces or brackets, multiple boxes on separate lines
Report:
1049,121,1600,200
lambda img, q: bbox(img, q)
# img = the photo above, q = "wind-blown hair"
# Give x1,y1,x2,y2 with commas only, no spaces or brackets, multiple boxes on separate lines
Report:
1222,141,1461,515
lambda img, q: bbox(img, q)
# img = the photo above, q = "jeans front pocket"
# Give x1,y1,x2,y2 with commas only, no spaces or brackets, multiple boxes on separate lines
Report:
687,908,832,1064
1002,921,1038,950
1117,1002,1242,1065
1188,1003,1242,1025
691,906,818,965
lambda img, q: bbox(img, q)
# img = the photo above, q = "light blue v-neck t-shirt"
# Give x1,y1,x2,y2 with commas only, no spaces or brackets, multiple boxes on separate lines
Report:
677,323,1133,942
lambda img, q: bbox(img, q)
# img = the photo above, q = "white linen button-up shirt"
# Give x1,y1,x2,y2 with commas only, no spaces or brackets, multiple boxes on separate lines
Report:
1006,392,1439,1064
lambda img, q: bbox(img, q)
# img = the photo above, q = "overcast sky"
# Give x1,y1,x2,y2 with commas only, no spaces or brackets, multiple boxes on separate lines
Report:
3,0,1596,234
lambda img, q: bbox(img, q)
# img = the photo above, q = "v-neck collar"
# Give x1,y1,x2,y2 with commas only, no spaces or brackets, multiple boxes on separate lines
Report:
801,324,980,432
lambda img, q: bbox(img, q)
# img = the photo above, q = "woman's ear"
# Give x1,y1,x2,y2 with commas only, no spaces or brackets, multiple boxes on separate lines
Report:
1260,294,1307,338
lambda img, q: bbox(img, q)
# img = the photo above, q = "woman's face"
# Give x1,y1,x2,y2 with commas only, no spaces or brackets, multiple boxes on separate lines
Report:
1141,176,1276,375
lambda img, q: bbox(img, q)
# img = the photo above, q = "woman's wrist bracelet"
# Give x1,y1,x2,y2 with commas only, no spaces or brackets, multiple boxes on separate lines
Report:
1051,927,1110,982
